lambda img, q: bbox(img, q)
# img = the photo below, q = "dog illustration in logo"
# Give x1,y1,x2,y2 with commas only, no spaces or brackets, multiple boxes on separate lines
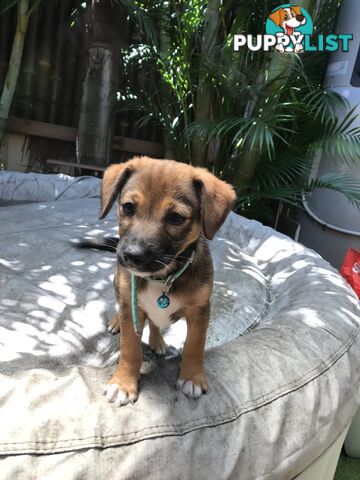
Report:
269,6,306,53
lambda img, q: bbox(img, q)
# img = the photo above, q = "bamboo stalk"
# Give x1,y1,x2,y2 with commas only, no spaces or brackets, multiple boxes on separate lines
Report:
49,0,67,123
34,0,55,121
61,15,78,126
0,9,12,92
72,5,88,127
20,4,38,118
0,0,30,142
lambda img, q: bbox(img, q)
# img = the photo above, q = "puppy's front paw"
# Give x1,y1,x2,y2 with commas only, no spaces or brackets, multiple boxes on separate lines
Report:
176,372,208,399
103,378,138,407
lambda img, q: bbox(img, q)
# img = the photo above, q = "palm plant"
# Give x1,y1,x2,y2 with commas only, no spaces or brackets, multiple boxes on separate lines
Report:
200,54,360,219
117,0,360,223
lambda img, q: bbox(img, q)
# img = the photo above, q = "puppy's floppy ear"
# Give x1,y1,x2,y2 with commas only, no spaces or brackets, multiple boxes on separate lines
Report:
269,9,282,26
99,162,134,219
291,6,302,15
194,169,236,240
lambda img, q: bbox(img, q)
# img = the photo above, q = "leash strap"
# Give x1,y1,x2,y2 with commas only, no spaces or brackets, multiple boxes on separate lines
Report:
130,273,142,336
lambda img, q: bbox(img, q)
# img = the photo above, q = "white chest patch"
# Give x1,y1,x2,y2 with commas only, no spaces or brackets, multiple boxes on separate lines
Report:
138,282,181,329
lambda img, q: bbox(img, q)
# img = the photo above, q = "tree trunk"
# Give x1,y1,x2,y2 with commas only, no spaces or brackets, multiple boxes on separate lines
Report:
192,0,221,167
0,0,29,142
77,0,126,167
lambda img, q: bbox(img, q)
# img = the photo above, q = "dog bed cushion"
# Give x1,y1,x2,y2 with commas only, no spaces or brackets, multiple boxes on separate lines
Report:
0,171,359,480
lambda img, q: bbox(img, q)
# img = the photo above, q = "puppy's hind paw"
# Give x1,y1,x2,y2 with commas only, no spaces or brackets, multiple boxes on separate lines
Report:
107,315,120,335
107,323,120,335
149,336,167,356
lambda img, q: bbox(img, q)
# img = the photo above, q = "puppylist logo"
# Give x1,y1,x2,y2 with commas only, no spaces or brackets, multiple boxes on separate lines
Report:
233,4,352,54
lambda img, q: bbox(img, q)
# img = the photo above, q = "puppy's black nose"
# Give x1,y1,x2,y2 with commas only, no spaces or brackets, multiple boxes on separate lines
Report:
296,14,304,22
122,244,147,265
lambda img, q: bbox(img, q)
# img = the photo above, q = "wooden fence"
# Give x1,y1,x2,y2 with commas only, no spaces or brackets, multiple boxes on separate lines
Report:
0,0,163,172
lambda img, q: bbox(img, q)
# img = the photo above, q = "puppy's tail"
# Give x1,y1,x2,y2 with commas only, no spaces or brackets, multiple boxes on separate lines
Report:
74,236,119,252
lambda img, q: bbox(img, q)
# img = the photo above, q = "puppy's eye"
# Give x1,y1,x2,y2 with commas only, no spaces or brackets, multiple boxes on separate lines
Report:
284,13,289,19
166,212,185,225
122,202,135,216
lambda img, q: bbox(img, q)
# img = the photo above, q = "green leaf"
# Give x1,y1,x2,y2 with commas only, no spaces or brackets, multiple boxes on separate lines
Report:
0,0,18,15
113,0,160,48
308,173,360,207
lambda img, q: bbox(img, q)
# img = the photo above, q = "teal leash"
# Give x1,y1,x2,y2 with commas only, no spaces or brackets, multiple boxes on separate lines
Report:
130,251,195,336
130,273,142,336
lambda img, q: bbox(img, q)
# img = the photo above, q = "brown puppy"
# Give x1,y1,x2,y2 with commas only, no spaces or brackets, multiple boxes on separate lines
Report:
100,156,235,406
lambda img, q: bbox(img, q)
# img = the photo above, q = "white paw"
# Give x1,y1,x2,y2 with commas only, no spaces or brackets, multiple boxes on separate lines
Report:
107,322,120,335
275,44,285,53
294,43,303,53
149,339,167,356
103,384,136,406
176,379,204,399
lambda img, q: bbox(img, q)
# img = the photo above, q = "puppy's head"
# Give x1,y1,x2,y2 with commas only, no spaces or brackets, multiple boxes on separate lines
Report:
269,6,306,34
100,157,235,276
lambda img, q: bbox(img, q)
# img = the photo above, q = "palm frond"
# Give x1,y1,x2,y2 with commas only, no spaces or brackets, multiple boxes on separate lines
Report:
308,173,360,207
303,89,349,124
253,152,313,191
0,0,18,15
237,185,303,208
113,0,160,48
308,106,360,165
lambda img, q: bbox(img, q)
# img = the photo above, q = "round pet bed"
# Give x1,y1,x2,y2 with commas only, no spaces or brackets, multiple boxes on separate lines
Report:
0,172,359,480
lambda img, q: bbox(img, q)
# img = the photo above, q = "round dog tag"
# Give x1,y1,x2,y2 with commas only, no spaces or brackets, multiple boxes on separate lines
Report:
157,292,170,309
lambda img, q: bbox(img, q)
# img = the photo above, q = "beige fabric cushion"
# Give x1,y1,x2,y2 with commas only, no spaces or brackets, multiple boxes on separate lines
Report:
0,172,359,479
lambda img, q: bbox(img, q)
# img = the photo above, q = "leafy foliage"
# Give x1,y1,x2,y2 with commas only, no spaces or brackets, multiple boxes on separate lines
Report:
116,0,360,223
116,0,207,159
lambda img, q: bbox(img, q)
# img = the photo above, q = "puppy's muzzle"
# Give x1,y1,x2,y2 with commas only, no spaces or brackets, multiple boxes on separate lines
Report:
117,237,166,272
119,244,154,267
122,244,149,266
